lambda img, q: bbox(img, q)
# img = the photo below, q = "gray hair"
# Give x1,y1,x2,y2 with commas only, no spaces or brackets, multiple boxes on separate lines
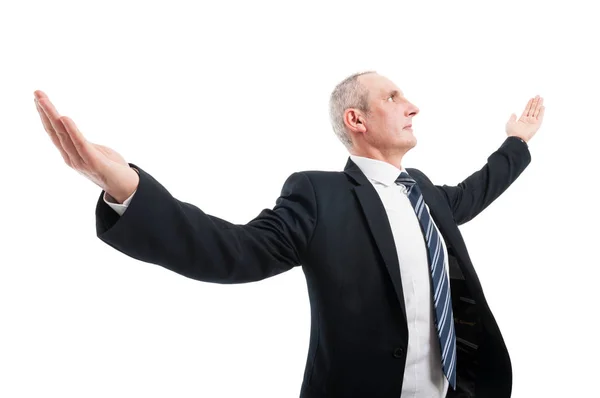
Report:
328,70,376,150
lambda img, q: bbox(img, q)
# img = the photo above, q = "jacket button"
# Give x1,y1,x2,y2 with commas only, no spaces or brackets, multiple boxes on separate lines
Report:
393,348,404,358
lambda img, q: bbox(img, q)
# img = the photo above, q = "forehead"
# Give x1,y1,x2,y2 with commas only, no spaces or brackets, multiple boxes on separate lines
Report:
360,73,403,97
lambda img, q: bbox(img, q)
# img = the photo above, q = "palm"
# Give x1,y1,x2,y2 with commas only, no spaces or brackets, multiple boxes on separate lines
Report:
506,95,545,142
77,142,130,189
34,90,137,194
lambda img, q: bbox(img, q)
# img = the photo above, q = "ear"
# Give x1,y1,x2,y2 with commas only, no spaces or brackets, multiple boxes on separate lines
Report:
344,108,367,134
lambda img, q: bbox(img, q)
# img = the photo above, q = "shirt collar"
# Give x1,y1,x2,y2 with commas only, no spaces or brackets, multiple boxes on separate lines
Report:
349,155,408,187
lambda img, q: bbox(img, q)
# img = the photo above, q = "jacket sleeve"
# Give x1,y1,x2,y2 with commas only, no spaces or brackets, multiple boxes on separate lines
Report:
95,164,317,284
434,136,531,226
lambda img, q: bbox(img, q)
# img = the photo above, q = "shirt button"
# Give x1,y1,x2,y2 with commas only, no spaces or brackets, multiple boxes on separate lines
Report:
393,348,404,358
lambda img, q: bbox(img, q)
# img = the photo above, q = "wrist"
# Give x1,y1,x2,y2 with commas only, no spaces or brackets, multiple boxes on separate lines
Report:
110,169,140,204
510,135,528,145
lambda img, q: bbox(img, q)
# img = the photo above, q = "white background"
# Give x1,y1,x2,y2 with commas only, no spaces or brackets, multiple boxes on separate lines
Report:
1,0,598,396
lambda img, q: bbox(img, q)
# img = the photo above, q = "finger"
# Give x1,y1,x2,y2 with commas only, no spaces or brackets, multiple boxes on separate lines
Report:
532,95,541,117
35,99,71,165
527,96,539,117
536,105,545,120
520,98,533,119
34,90,49,101
35,98,56,137
36,96,64,135
534,98,544,118
60,116,94,166
37,97,82,168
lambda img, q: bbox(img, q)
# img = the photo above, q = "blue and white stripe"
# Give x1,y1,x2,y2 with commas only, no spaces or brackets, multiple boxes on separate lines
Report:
396,171,457,390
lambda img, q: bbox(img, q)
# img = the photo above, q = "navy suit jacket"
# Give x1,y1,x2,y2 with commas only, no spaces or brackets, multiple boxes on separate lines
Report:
96,136,531,398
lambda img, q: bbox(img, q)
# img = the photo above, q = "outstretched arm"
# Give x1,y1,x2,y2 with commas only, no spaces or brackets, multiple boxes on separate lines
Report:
96,165,317,284
435,136,530,225
435,95,544,225
33,89,317,284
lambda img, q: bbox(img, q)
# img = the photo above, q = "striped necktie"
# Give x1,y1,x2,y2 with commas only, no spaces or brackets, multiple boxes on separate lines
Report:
395,171,457,390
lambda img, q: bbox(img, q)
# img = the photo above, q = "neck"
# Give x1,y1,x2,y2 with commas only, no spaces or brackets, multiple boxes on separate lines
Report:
350,147,405,170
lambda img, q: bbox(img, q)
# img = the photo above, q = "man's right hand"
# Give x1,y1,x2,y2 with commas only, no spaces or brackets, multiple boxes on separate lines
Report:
34,90,139,204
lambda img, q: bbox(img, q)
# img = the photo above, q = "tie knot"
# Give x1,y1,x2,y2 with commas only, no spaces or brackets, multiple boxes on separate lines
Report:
395,171,415,186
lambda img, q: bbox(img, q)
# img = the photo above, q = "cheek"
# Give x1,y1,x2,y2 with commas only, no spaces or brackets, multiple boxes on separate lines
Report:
386,116,401,132
386,112,400,125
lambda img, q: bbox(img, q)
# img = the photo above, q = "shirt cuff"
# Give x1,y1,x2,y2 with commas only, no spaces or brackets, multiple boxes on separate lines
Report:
103,190,136,216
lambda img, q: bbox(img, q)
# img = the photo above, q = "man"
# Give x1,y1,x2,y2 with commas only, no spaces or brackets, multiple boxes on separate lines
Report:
34,70,544,397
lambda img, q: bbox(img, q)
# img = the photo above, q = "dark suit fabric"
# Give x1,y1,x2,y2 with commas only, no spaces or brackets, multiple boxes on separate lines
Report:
95,136,531,397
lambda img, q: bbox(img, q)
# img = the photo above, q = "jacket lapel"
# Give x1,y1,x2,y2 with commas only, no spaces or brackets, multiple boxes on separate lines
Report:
344,157,471,326
411,172,454,251
344,158,408,325
411,171,467,280
414,173,482,297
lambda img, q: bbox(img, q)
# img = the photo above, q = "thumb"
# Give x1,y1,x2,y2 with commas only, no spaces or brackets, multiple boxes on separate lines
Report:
508,113,517,123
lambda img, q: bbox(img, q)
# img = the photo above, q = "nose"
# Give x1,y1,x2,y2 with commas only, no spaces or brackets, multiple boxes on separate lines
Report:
407,103,419,117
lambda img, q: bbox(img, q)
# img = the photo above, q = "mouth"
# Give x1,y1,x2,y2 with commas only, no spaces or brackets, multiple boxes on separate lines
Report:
403,124,412,130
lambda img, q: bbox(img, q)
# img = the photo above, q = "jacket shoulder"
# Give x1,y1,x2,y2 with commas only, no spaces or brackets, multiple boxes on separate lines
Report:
296,169,350,186
406,168,432,185
406,167,426,178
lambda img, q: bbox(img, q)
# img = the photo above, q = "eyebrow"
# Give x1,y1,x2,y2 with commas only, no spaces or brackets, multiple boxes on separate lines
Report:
389,90,403,97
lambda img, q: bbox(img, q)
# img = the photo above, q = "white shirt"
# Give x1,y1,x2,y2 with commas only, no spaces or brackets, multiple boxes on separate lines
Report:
103,160,451,397
103,189,135,215
349,155,450,398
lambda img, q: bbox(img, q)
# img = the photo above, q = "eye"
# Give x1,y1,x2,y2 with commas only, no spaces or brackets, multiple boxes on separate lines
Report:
387,94,394,102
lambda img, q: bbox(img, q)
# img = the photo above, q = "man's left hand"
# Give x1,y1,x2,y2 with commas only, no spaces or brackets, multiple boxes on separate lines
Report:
506,95,545,143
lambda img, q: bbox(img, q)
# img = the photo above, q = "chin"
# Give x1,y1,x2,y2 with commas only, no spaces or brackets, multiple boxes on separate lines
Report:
401,132,417,146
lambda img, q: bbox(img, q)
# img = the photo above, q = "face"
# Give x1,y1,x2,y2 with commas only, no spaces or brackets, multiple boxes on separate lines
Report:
346,73,420,156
